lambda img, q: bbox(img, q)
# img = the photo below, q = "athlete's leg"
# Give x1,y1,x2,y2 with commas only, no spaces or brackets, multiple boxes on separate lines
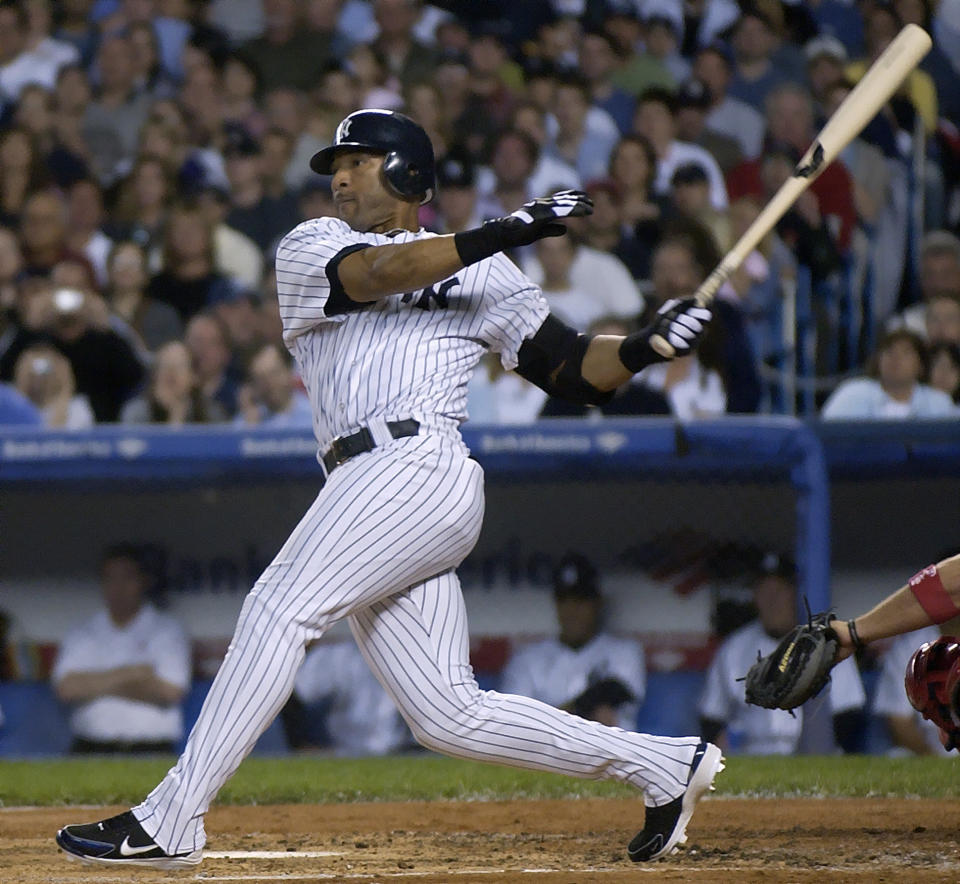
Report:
350,571,700,806
133,437,484,855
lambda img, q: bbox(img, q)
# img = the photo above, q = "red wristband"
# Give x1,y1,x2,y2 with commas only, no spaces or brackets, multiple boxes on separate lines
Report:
909,565,960,623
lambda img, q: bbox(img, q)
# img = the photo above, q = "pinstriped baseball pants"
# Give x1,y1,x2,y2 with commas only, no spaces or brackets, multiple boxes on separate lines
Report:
132,433,700,856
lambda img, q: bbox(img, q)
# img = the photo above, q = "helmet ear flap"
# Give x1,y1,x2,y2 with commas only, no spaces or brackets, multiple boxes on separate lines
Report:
382,151,432,204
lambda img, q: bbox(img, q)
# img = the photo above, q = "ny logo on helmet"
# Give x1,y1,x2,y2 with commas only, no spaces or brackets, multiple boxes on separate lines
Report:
337,118,352,142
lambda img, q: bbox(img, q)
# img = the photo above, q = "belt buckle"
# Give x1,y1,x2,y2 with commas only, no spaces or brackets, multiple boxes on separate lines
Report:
330,437,350,467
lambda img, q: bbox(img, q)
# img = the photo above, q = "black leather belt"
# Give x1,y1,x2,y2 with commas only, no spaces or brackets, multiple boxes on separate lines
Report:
322,419,420,474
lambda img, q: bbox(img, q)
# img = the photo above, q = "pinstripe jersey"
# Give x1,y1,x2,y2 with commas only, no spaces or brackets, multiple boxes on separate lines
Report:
275,217,550,452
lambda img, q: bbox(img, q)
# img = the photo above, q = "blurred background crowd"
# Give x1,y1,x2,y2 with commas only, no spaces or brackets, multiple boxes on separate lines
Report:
0,0,958,429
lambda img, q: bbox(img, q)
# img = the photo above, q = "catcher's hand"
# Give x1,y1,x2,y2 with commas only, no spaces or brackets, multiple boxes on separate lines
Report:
743,612,839,711
493,190,593,248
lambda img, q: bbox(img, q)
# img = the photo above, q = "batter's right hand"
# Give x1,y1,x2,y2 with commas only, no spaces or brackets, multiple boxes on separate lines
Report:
497,190,593,248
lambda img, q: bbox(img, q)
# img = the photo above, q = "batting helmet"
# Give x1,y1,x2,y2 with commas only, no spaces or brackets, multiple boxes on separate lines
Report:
310,109,436,204
904,636,960,747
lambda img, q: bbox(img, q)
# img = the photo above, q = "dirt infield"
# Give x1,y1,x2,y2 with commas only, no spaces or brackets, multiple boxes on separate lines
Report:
3,798,960,883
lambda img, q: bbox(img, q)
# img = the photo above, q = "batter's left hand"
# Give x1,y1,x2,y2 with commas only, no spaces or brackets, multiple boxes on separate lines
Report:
497,190,594,248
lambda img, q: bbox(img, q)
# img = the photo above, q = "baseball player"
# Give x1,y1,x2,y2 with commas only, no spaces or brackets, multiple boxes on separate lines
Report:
56,109,720,869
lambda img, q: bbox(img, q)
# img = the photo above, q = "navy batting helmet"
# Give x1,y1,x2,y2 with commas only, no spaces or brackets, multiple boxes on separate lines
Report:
310,109,436,204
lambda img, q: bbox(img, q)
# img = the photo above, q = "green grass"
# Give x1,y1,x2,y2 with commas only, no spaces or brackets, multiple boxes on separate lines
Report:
2,754,960,807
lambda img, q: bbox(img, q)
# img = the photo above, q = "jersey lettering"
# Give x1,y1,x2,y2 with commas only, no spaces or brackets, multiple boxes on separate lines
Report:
401,276,460,310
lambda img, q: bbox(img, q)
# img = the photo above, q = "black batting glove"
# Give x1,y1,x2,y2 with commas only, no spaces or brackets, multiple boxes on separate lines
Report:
454,190,593,265
618,297,713,372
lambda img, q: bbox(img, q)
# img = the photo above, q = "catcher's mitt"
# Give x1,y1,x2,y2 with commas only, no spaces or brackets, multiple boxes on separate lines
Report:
743,612,839,711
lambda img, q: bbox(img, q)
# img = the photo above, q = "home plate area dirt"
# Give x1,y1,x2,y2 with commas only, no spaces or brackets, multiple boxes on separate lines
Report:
3,798,960,882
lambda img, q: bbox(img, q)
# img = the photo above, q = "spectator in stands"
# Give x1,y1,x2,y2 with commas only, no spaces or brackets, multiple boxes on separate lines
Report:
668,163,730,255
692,43,765,160
0,126,51,227
727,5,800,113
224,127,296,254
638,232,761,416
821,329,956,419
476,128,540,219
604,6,674,96
521,222,644,328
12,341,92,428
0,0,74,100
580,177,651,281
728,83,855,255
18,188,92,277
121,339,224,425
15,83,89,189
926,294,960,346
456,24,519,148
804,35,848,112
372,0,439,91
633,87,728,211
927,343,960,404
699,552,865,755
579,28,634,135
111,155,176,266
65,177,113,289
345,43,402,111
509,101,581,196
502,552,646,732
529,234,615,330
848,2,937,135
895,0,960,125
545,72,619,183
178,61,225,159
757,143,843,284
195,184,264,291
147,202,237,324
221,52,267,140
184,310,240,417
540,315,670,418
673,79,743,174
0,223,22,309
38,281,145,421
127,20,177,102
52,542,191,754
642,14,689,85
82,32,152,182
240,0,335,93
234,342,311,428
105,240,182,352
404,80,451,158
432,149,481,235
283,636,411,756
52,0,99,69
891,232,960,338
607,134,665,249
872,625,954,755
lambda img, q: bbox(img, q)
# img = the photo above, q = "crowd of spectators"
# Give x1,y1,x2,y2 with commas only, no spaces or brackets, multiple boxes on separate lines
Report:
0,0,958,429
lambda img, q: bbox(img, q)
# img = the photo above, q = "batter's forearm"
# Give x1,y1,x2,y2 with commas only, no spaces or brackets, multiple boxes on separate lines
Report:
580,335,633,390
337,237,464,301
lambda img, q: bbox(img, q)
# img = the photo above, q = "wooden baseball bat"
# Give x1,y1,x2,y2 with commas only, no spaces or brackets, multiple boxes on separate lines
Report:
650,23,932,357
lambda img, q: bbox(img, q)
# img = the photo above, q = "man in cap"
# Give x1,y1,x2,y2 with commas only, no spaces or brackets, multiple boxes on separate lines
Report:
502,553,646,731
699,552,865,755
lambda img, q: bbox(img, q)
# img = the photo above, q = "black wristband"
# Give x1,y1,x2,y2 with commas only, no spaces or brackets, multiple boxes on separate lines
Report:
617,330,659,373
454,222,505,266
847,619,865,651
